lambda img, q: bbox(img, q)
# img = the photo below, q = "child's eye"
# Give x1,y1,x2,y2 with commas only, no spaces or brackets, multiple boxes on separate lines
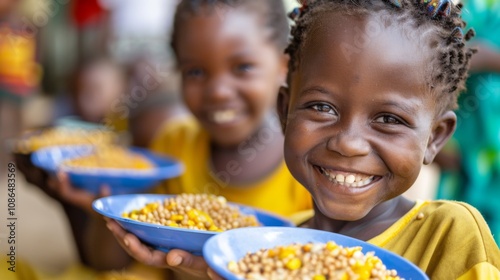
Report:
235,63,253,74
185,68,205,78
374,115,402,124
311,104,336,114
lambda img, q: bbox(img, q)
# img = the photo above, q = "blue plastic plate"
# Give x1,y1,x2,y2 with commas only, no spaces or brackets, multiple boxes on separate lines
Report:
31,145,183,194
92,194,295,255
203,227,429,280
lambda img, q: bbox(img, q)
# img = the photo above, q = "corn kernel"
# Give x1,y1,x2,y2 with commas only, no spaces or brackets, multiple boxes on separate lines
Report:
326,241,338,251
340,272,350,280
279,247,296,260
267,249,277,258
285,258,302,270
171,214,184,222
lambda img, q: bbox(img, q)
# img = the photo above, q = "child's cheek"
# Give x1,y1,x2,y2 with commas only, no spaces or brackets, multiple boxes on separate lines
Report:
388,145,424,185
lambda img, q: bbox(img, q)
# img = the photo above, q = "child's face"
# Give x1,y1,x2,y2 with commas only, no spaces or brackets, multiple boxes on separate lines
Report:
77,63,124,123
175,7,288,147
279,13,455,221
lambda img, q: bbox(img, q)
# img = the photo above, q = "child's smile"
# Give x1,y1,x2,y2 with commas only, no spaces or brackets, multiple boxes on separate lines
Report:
210,109,239,125
318,167,378,188
279,12,454,225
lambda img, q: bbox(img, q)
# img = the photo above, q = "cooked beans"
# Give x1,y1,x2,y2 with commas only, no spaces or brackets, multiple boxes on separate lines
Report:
228,242,401,280
16,127,115,153
63,146,153,170
122,194,259,232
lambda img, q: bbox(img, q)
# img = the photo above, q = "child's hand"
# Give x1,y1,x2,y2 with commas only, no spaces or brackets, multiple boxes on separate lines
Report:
13,153,60,199
106,218,215,279
207,268,224,280
48,171,110,213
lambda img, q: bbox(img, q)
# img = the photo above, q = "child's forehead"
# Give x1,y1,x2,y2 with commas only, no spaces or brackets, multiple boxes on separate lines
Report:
178,8,264,42
299,11,431,84
305,11,419,51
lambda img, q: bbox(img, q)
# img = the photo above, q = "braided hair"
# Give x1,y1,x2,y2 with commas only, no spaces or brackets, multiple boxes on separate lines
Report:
286,0,476,113
171,0,289,55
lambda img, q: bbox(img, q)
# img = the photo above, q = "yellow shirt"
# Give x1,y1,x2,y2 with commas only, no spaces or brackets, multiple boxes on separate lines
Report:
369,200,500,279
150,117,312,220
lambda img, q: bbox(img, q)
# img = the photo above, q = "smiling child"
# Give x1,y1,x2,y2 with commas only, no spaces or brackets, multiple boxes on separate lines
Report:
276,0,500,279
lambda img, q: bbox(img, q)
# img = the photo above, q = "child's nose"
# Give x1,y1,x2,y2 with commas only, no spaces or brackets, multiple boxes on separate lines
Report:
326,126,370,157
206,75,233,102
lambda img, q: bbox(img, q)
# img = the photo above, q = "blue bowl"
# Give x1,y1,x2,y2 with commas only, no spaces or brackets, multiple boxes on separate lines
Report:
203,227,429,280
31,145,183,194
92,194,295,255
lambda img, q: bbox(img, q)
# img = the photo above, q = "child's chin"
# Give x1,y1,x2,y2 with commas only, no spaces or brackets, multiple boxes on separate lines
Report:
211,134,247,148
317,201,372,222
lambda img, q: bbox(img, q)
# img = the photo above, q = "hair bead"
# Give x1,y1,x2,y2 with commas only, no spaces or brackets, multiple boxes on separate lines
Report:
421,0,452,19
387,0,402,8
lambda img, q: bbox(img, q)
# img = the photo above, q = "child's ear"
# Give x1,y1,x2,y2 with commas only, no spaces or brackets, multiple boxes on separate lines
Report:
277,86,291,134
423,111,457,165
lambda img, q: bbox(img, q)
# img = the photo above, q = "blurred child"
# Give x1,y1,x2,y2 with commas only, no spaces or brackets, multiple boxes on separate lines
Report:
274,0,499,279
56,57,127,131
52,0,312,279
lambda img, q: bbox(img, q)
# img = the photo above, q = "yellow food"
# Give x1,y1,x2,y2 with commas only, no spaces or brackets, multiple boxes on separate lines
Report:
62,146,153,170
122,194,260,232
16,127,115,154
228,242,402,280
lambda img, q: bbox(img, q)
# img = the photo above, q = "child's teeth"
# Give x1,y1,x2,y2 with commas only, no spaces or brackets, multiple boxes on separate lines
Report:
213,110,236,123
336,174,345,183
320,167,375,188
345,175,355,184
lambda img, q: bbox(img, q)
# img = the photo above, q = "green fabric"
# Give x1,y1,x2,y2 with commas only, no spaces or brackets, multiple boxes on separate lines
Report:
437,0,500,245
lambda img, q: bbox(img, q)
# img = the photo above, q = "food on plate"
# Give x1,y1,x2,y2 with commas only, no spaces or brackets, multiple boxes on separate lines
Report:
62,146,153,170
227,241,402,280
15,127,115,153
122,194,260,232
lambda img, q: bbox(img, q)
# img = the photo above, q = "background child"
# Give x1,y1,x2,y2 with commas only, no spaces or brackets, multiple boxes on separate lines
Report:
147,0,311,217
56,0,312,278
275,0,500,279
53,57,127,131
